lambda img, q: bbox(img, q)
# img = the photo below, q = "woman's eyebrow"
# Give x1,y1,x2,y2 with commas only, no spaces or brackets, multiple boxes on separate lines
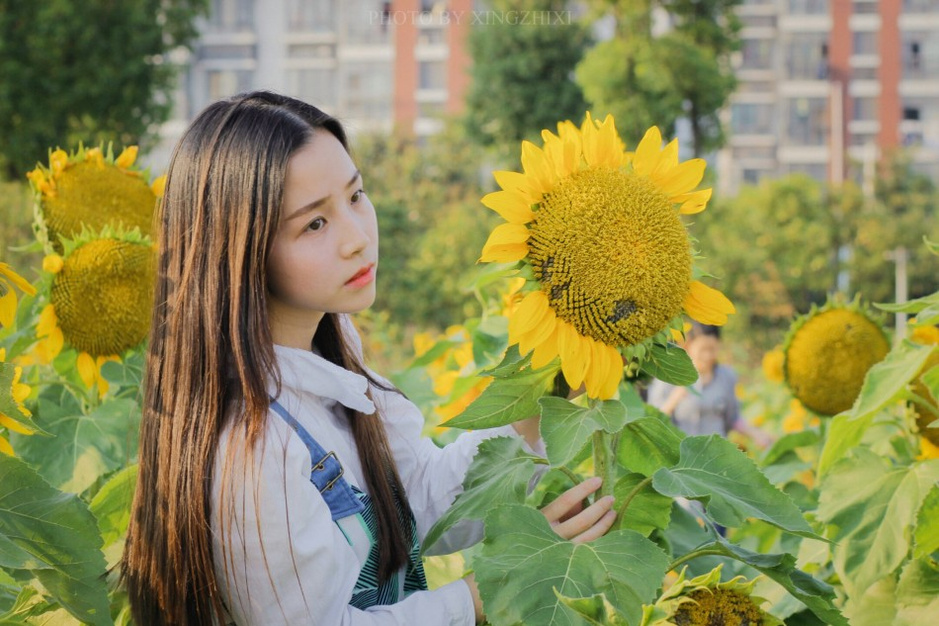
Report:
284,170,361,222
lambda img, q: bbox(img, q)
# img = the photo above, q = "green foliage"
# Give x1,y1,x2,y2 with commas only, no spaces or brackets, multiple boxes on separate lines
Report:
576,0,740,156
464,0,590,161
539,396,633,466
0,0,207,178
354,124,494,335
477,505,669,626
441,361,556,429
0,454,109,625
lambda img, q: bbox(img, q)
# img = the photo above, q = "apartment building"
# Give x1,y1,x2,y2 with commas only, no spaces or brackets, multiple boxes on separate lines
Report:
717,0,939,195
148,0,472,170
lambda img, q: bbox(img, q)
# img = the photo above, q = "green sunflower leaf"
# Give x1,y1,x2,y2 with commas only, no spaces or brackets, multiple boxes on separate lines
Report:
616,412,684,476
640,343,697,387
817,412,875,478
613,473,671,535
849,339,935,421
896,558,939,625
0,454,110,625
874,291,939,314
841,576,898,626
0,363,43,436
476,504,669,626
422,437,537,553
817,450,939,597
652,435,816,537
914,483,939,559
11,390,140,494
440,361,555,429
89,465,137,550
555,591,630,626
698,537,848,626
539,396,633,467
922,363,939,404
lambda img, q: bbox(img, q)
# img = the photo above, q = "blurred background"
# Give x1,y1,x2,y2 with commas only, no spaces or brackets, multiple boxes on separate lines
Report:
2,0,938,378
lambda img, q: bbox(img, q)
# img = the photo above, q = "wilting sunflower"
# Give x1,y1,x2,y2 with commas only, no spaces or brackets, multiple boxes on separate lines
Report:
479,114,734,398
641,565,783,626
783,299,889,417
27,145,165,252
35,228,155,397
909,323,939,447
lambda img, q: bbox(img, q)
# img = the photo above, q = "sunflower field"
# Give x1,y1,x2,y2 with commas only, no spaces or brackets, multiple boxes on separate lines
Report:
0,116,937,625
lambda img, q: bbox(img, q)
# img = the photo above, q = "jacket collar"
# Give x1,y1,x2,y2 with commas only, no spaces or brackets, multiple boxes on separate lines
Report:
271,344,376,414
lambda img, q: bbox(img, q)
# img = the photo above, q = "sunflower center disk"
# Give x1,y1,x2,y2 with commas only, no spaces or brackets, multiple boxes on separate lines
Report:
527,168,692,347
672,588,765,625
43,162,156,247
51,239,155,356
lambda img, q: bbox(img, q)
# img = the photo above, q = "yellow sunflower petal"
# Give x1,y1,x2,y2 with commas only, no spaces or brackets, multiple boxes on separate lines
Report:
520,141,556,195
557,322,590,390
0,263,37,295
433,370,460,397
0,435,12,456
151,174,167,198
115,146,139,169
36,305,57,336
50,149,69,174
480,223,530,263
632,126,663,176
0,288,16,328
684,281,736,326
508,291,550,345
76,352,97,389
599,345,624,399
591,114,624,169
531,327,560,369
517,299,558,356
651,139,679,180
583,340,609,399
657,158,707,197
85,147,105,168
674,188,712,214
493,170,536,201
0,414,34,435
11,367,30,405
481,190,535,224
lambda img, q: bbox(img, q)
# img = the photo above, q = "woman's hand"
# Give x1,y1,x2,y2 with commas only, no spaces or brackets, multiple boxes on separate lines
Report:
541,476,616,543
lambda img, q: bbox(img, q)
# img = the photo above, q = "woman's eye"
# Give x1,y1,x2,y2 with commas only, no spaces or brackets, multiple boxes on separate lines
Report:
307,217,326,232
351,189,365,203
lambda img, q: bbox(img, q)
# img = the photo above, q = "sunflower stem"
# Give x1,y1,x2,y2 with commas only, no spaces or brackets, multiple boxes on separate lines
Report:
668,548,727,573
592,430,615,499
533,458,582,486
616,475,654,521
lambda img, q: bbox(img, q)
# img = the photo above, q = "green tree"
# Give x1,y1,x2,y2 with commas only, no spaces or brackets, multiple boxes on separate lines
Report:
577,0,740,155
851,153,939,304
0,0,207,179
464,0,590,161
354,121,495,334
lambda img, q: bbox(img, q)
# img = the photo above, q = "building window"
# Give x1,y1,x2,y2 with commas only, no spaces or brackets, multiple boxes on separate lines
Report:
286,0,336,33
852,97,878,121
343,62,393,120
740,39,774,71
903,106,921,122
344,0,391,44
785,34,829,79
852,31,877,56
199,69,254,113
731,103,775,135
206,0,254,31
852,0,879,15
284,68,338,110
418,61,447,90
787,0,829,14
786,97,828,145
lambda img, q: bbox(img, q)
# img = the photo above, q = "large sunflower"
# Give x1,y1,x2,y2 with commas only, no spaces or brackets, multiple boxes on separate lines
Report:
783,299,889,417
27,145,165,252
479,115,734,398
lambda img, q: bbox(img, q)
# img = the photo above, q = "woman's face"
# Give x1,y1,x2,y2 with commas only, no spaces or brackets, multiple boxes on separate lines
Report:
266,130,378,342
686,334,720,375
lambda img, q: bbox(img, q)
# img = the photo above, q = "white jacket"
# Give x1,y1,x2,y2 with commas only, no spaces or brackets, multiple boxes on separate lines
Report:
211,331,535,625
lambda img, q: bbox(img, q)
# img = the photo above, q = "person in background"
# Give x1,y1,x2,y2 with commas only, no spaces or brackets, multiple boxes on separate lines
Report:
648,322,771,447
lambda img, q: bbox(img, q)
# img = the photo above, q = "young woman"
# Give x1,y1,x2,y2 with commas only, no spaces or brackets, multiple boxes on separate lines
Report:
121,91,616,625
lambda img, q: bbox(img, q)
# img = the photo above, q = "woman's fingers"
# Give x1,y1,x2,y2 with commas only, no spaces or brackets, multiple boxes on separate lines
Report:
571,509,617,544
553,494,616,541
541,476,602,523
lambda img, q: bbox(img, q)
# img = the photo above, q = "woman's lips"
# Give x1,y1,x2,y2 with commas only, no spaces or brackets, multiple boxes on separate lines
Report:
345,264,375,287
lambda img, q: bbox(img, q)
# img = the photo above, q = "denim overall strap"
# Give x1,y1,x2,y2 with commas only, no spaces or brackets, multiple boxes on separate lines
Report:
269,399,365,521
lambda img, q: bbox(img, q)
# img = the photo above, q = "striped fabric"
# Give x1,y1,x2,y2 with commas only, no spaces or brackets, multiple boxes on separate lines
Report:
348,485,428,609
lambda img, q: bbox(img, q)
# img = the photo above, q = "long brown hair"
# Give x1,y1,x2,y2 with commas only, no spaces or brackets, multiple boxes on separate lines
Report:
122,91,413,625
